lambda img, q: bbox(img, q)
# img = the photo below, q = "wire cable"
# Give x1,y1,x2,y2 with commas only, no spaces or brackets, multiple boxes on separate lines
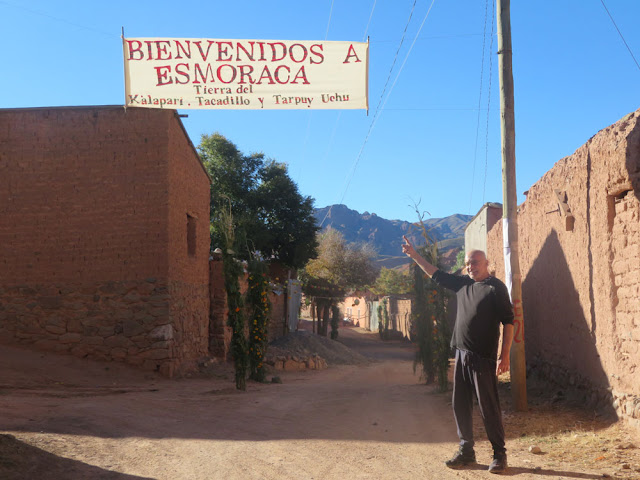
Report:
321,0,437,228
362,0,377,41
468,0,491,214
295,0,337,184
600,0,640,73
324,0,336,40
0,0,116,38
481,0,496,204
313,1,379,199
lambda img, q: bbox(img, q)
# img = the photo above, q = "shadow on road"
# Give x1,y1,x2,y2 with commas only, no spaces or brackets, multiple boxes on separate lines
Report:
462,462,604,478
335,325,416,362
0,434,155,480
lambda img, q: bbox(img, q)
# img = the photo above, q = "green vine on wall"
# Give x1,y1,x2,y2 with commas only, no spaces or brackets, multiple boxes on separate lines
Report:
223,250,248,391
218,196,248,391
247,259,271,382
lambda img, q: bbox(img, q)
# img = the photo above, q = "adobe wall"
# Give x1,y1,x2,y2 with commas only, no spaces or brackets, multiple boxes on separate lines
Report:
0,107,169,283
0,106,209,376
339,296,368,327
389,297,412,340
166,113,211,374
487,108,640,425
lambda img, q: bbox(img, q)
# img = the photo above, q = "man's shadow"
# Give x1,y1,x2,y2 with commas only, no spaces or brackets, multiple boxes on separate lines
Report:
463,462,603,479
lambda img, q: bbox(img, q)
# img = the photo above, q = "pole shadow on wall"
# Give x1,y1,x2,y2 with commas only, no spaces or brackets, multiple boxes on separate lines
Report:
626,121,640,201
521,230,616,420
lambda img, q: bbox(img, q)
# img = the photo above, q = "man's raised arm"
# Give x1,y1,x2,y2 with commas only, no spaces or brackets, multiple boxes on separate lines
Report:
402,235,439,278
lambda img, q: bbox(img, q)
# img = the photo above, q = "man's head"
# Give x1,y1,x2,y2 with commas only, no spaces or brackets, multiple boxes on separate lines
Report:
465,250,490,281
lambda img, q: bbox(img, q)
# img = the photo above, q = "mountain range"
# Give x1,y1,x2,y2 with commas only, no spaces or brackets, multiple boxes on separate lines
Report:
313,204,471,269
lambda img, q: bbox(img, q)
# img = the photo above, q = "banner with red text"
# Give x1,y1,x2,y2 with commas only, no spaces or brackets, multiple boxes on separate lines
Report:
123,37,368,110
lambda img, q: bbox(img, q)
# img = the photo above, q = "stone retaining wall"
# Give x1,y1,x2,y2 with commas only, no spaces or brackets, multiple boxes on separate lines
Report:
0,279,178,375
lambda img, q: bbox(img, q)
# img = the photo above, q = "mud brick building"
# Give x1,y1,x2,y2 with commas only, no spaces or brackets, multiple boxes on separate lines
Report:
486,108,640,427
0,106,211,376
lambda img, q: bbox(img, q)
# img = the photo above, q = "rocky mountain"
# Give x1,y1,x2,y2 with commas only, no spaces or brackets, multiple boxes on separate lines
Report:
313,204,471,269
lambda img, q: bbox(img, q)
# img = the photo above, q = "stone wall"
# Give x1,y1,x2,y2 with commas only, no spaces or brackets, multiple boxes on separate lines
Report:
487,108,640,426
0,279,176,375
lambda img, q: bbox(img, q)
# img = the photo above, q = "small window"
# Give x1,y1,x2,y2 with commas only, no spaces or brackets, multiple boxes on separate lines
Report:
187,214,197,256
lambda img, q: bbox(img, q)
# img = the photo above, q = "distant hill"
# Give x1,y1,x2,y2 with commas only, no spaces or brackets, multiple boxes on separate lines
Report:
313,204,471,270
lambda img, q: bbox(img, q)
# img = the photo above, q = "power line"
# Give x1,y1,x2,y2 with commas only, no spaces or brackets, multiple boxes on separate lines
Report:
482,0,495,204
468,0,491,214
0,0,116,38
311,1,378,203
321,0,437,229
324,0,336,40
599,0,640,73
320,0,419,227
295,0,337,185
362,0,377,41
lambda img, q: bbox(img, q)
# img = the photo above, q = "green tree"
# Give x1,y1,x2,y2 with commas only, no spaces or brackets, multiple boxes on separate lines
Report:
452,248,466,272
301,229,378,337
198,133,318,269
371,267,412,296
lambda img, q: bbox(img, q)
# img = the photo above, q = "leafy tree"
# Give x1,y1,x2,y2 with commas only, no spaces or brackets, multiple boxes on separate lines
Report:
249,161,318,269
371,267,412,296
452,248,466,272
301,229,378,337
198,133,318,269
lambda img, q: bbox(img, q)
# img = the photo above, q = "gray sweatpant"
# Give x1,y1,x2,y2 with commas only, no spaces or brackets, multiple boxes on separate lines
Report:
452,349,506,456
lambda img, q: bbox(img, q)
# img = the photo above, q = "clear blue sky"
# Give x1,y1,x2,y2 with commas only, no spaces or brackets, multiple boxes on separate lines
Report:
3,1,639,222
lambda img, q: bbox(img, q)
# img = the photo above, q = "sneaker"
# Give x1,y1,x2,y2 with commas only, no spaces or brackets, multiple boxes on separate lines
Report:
444,448,476,469
488,454,507,474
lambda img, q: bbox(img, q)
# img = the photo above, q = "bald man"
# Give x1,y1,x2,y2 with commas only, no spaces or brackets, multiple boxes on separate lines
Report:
402,236,514,474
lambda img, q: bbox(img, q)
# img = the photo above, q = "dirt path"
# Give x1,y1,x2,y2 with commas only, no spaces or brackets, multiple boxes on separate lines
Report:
0,327,632,479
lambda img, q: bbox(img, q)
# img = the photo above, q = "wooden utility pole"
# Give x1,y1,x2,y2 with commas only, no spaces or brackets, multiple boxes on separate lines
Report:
497,0,527,411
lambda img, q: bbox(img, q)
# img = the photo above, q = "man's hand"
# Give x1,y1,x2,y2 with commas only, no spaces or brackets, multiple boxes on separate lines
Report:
401,235,439,277
402,235,417,258
496,354,510,376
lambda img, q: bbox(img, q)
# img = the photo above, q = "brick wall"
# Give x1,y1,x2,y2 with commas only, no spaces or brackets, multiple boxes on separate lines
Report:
0,106,210,376
487,108,640,426
0,107,168,283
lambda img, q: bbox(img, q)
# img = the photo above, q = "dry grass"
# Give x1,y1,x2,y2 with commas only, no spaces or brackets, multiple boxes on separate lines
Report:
495,375,640,478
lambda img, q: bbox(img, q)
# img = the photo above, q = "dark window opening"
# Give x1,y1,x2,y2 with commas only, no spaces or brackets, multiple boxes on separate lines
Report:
187,214,197,256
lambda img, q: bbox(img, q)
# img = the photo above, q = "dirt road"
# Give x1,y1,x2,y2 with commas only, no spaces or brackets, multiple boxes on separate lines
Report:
0,327,628,479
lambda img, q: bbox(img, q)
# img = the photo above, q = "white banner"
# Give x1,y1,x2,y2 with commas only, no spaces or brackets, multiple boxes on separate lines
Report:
123,37,368,110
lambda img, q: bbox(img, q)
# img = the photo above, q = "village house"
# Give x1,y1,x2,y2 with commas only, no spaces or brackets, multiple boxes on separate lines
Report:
0,106,212,377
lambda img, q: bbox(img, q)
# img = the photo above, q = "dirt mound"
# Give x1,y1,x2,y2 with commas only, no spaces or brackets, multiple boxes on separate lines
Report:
267,330,369,366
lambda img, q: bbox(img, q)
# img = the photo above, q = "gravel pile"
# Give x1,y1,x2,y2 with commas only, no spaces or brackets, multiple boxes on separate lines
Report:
267,330,369,366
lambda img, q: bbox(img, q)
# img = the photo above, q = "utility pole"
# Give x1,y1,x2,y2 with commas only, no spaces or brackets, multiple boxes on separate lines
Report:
497,0,527,411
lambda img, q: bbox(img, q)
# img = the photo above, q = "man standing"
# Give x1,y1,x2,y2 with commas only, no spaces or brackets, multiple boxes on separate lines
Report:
402,235,514,474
